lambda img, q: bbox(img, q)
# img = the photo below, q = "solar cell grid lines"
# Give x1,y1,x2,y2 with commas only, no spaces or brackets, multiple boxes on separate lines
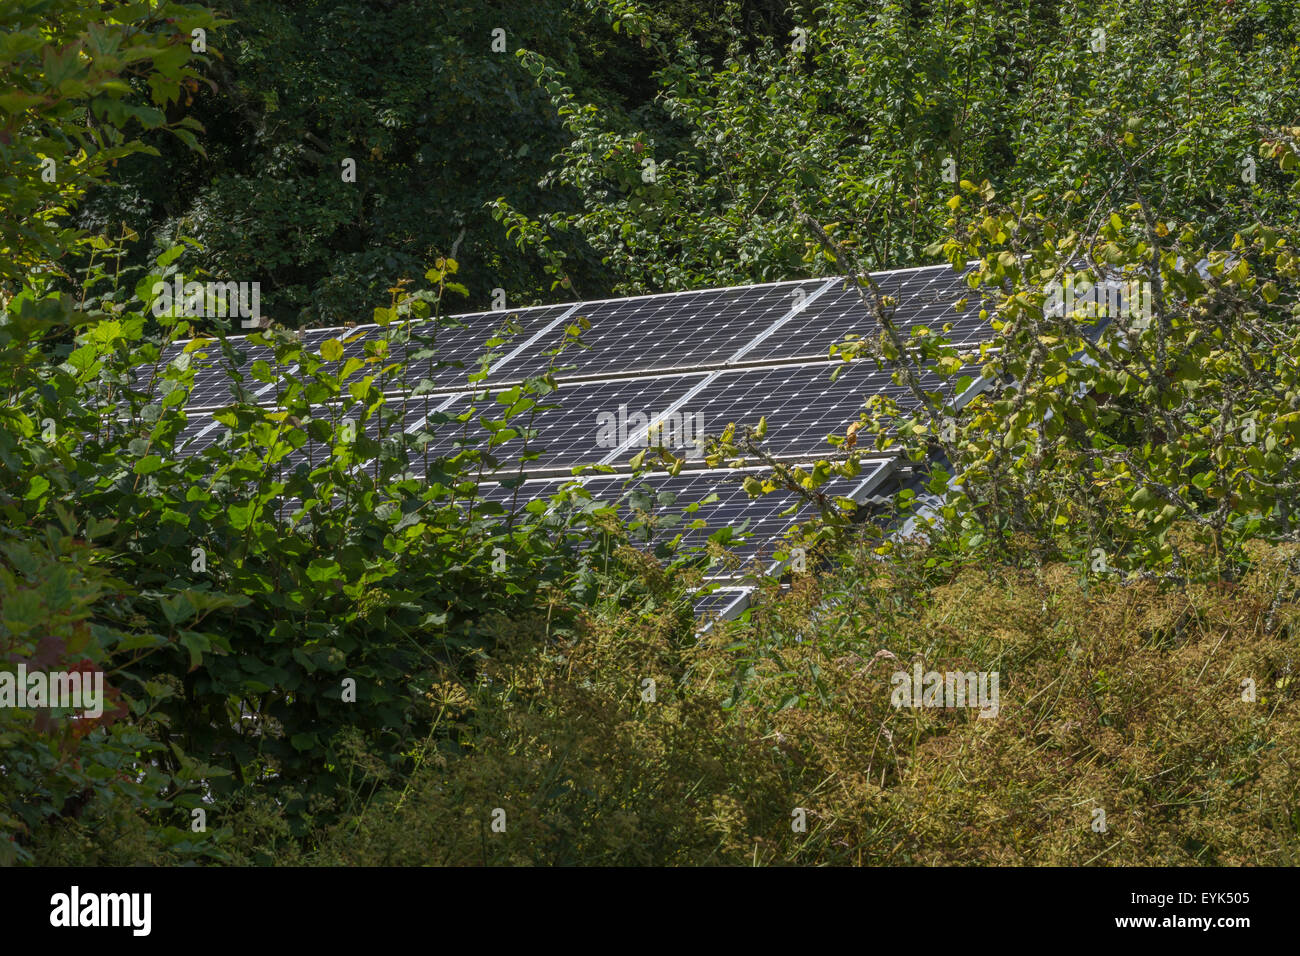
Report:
264,458,895,609
168,392,460,483
174,412,229,455
607,360,942,464
158,265,987,411
693,587,752,622
162,299,574,361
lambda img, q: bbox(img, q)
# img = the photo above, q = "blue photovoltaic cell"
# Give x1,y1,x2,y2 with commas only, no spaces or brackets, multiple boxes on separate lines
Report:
584,462,893,565
457,458,892,566
185,359,973,480
265,458,892,579
692,587,752,622
149,336,290,410
152,303,575,410
173,413,229,455
497,280,829,382
740,265,992,363
409,371,709,473
164,268,996,411
300,302,576,393
590,360,973,469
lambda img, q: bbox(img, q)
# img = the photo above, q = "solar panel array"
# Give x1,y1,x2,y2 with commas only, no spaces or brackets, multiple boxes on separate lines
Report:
157,264,996,622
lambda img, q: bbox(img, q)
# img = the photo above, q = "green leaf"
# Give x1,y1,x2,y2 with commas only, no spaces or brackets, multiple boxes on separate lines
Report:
157,244,186,268
177,631,211,672
228,502,256,530
25,475,50,500
306,559,341,583
86,515,118,540
159,592,197,626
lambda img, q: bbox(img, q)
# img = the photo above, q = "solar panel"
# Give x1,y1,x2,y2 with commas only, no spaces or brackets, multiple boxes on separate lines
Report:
693,586,752,623
161,266,988,408
174,412,229,455
496,279,831,381
152,303,577,411
421,267,984,385
350,359,975,479
413,371,709,472
444,458,893,568
593,361,921,466
164,266,995,606
739,265,990,363
156,337,288,410
587,461,894,569
301,302,578,394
